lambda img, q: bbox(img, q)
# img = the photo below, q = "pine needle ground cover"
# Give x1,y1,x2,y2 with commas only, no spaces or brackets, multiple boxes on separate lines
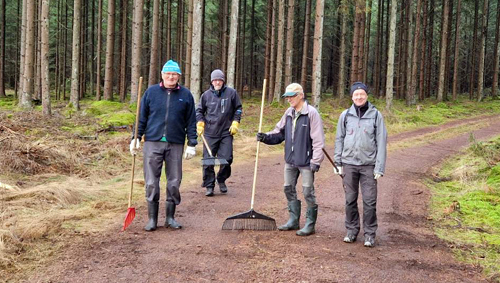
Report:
428,135,500,281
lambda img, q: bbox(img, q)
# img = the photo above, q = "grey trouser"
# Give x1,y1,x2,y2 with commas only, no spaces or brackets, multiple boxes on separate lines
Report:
202,135,233,188
143,141,184,205
343,164,378,238
283,163,317,207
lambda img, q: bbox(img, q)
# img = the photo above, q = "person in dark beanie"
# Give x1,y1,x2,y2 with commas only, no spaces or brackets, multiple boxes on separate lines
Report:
129,59,198,231
333,82,387,247
256,83,325,236
196,69,242,196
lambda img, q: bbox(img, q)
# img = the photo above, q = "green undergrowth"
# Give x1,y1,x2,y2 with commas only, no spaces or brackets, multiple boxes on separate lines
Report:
428,135,500,281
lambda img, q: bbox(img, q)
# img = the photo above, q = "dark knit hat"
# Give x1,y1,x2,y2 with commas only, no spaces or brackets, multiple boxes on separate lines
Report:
350,82,368,96
211,69,225,82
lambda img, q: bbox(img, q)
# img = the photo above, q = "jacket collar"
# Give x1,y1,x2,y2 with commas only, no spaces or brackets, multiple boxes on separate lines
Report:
348,101,377,118
286,100,310,117
210,84,227,96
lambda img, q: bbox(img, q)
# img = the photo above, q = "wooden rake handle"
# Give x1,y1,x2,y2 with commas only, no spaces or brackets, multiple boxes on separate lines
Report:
200,134,214,157
129,77,143,208
250,79,267,210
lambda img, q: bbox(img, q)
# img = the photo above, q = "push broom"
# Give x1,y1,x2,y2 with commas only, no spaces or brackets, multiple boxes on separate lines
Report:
122,76,143,231
222,79,277,231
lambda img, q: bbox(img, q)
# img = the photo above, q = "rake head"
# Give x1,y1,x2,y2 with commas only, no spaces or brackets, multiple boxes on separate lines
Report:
222,209,277,231
201,157,229,166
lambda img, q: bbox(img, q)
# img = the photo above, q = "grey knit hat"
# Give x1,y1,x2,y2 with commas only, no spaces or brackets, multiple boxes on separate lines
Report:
211,69,225,82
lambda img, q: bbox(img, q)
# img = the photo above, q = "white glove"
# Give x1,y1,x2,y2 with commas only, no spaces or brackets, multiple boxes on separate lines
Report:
374,173,382,180
129,138,141,155
184,146,196,160
333,166,343,175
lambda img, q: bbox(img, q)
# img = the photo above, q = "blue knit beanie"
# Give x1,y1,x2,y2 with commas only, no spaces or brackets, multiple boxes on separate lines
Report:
350,82,368,95
162,60,182,74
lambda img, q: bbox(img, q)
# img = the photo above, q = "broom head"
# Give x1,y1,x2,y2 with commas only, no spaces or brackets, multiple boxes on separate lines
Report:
122,207,136,231
201,157,229,166
222,209,277,231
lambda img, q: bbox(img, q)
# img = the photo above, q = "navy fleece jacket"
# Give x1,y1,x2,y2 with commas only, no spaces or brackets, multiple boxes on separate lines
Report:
137,83,198,146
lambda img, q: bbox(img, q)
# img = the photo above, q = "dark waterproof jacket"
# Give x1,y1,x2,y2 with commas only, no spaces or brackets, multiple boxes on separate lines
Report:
263,102,325,167
137,83,198,146
196,85,242,138
334,102,387,175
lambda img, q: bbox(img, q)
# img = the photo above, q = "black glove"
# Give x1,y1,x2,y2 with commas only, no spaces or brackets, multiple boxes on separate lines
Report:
310,163,320,172
256,132,267,142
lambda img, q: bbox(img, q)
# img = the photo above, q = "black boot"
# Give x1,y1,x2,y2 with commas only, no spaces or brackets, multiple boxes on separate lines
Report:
296,205,318,236
205,187,214,196
165,202,182,229
144,202,159,231
218,182,228,194
278,200,301,231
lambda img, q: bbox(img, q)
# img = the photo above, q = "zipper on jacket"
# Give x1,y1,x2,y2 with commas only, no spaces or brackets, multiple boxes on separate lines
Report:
163,90,171,139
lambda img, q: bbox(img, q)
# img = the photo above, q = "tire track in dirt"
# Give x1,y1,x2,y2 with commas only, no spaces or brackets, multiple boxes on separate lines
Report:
26,115,500,283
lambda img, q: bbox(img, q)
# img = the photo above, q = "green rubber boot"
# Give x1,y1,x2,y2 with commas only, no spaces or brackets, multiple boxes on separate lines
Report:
278,200,301,231
296,205,318,236
165,202,182,229
144,202,159,231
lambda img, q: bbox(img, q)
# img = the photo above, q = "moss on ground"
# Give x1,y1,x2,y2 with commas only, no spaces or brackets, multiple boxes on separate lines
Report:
428,135,500,280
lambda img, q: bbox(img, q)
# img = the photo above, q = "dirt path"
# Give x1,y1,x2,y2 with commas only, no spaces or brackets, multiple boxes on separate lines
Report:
28,115,500,283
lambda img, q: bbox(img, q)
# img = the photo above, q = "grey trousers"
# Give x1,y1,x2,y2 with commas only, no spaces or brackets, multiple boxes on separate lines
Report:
283,163,317,207
343,164,378,238
143,141,184,205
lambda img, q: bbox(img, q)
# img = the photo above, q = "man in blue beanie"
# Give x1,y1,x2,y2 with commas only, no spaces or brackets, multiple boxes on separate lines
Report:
196,69,242,196
129,59,198,231
333,82,387,247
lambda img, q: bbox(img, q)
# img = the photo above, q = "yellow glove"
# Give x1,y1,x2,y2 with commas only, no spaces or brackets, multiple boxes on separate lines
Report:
229,121,239,135
196,121,205,135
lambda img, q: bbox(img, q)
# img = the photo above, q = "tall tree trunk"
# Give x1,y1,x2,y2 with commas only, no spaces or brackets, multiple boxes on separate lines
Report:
437,0,450,101
226,0,239,88
337,0,348,99
70,0,82,109
41,0,51,115
62,1,68,100
356,1,366,82
18,0,27,99
300,0,311,88
130,0,145,104
452,0,462,100
311,0,324,108
386,0,397,110
103,0,116,100
95,0,103,100
418,0,428,101
373,0,383,96
408,0,423,106
220,0,228,70
119,0,128,102
249,0,255,95
148,0,160,86
284,0,295,87
477,0,489,101
166,0,171,59
21,0,36,109
492,0,500,97
0,0,5,97
425,0,434,98
268,0,277,100
405,0,413,100
273,1,285,101
469,0,479,99
363,0,373,83
263,0,273,95
350,1,362,84
184,0,193,88
176,0,184,64
395,0,405,99
190,0,203,101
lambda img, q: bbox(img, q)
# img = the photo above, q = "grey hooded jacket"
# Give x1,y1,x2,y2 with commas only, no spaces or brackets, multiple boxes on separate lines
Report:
334,102,387,175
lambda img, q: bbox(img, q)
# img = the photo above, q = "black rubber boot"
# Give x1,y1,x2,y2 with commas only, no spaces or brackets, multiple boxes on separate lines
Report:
296,205,318,236
278,200,301,231
165,202,182,229
205,187,214,196
144,202,159,231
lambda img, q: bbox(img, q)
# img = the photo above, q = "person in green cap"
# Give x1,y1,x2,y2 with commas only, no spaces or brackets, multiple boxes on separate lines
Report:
256,83,325,236
129,60,197,231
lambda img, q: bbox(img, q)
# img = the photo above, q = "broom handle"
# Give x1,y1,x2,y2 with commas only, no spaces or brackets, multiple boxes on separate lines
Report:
129,76,143,208
251,79,267,209
321,148,339,171
200,134,214,157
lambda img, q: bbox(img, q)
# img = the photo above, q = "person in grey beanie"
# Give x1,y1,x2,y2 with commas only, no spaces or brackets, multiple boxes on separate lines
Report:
196,69,242,196
333,82,387,247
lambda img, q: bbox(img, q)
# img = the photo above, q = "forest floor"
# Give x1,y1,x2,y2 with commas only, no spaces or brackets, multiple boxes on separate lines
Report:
16,113,500,283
